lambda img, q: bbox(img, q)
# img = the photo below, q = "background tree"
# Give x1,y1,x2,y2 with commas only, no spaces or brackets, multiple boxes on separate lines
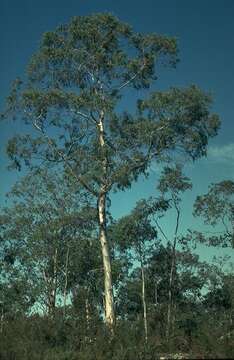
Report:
0,168,97,317
111,199,158,342
2,13,220,328
193,180,234,248
156,165,192,339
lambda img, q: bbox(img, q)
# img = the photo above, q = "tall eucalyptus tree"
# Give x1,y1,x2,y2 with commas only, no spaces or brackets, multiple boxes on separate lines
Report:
3,14,220,327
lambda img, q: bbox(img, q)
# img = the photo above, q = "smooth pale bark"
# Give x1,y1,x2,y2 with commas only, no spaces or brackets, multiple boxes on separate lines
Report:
141,262,148,343
85,296,91,334
98,191,115,327
166,204,180,339
47,247,58,316
166,242,175,339
97,111,115,328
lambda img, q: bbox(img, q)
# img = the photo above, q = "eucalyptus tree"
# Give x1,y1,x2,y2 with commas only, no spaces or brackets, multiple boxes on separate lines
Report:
156,165,192,339
0,169,96,316
111,199,159,342
203,272,234,338
193,180,234,248
146,244,205,330
197,258,234,346
0,243,36,326
3,13,220,327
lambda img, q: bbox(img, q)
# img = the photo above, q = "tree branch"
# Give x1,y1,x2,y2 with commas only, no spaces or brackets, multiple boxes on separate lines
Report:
32,115,98,197
116,62,146,91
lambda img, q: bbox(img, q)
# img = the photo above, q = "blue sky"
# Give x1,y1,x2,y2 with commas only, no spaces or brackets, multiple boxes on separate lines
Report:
1,0,234,262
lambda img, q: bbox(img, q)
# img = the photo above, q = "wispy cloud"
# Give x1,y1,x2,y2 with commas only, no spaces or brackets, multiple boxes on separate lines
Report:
208,143,234,163
149,143,234,174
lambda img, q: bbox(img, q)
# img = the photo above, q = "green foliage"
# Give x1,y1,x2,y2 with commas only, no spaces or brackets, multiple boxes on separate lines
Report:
110,198,158,255
193,180,234,247
138,85,220,160
0,169,99,316
3,14,219,196
158,164,192,196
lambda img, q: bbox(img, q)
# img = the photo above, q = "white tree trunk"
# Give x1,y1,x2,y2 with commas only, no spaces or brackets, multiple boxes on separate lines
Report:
141,261,148,342
47,247,58,316
85,296,91,333
98,192,115,328
166,234,177,338
97,110,115,328
166,204,180,340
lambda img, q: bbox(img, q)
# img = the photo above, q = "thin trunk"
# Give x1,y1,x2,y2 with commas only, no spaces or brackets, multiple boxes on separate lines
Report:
141,259,148,343
48,247,58,316
155,278,160,306
166,242,175,339
172,303,176,334
85,296,91,334
63,245,70,317
0,308,4,334
97,110,115,328
155,282,158,306
166,203,180,340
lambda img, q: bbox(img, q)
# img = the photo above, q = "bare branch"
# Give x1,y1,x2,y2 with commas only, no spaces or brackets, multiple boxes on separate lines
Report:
116,62,146,91
153,216,168,242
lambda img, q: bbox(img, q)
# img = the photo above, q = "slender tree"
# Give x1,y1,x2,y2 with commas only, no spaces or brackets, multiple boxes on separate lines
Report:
111,199,159,342
156,165,192,339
